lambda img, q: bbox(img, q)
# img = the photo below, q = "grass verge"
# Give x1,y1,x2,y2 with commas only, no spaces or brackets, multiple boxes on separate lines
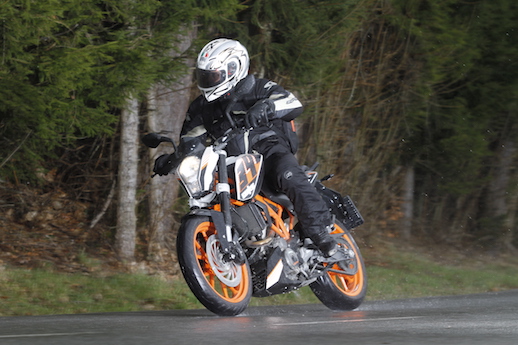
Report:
1,243,517,316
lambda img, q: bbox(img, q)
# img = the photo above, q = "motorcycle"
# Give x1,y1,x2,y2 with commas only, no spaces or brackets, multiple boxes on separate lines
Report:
142,77,367,316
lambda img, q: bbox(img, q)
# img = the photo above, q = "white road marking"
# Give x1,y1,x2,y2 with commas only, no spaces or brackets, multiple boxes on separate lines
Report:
0,332,100,338
273,316,422,326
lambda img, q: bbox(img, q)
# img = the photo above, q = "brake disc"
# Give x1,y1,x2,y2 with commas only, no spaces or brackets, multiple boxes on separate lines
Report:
206,234,243,287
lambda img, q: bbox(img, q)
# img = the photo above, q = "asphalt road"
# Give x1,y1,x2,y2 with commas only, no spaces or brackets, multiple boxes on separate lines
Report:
0,289,517,345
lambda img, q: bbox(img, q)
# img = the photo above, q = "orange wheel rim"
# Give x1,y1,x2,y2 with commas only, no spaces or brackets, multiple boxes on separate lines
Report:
194,222,250,303
326,225,365,297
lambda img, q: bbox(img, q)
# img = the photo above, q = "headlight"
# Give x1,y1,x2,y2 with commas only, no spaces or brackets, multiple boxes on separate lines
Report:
177,155,201,196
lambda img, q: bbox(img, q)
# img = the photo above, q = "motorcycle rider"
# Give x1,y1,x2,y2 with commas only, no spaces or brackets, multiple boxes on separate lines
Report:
157,38,338,257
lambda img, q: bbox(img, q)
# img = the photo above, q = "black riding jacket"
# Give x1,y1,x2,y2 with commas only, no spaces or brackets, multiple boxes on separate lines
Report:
180,76,303,156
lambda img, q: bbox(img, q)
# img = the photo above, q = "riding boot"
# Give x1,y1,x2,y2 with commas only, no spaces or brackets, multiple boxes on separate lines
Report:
306,225,338,257
262,151,338,257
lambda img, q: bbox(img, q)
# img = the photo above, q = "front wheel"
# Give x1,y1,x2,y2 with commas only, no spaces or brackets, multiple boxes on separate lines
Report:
310,221,367,310
177,216,252,316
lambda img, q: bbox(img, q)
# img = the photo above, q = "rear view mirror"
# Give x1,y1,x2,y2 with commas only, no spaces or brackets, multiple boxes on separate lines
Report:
142,133,173,148
223,75,256,128
222,75,256,102
233,75,255,98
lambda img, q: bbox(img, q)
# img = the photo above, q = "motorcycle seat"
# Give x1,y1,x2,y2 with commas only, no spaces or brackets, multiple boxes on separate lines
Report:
260,183,295,214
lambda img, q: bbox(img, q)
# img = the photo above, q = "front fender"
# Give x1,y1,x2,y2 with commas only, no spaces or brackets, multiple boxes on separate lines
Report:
182,209,226,237
181,209,236,258
184,208,213,218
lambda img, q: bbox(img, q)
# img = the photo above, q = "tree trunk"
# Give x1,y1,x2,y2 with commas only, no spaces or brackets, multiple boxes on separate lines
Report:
486,138,517,250
504,169,518,252
400,165,415,240
146,28,196,262
116,95,140,263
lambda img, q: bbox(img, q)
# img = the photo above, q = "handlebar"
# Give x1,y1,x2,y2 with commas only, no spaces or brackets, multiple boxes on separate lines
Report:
213,127,249,151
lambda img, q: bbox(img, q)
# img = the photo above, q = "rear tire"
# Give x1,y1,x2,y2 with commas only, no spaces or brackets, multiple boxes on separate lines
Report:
310,221,367,310
177,216,252,316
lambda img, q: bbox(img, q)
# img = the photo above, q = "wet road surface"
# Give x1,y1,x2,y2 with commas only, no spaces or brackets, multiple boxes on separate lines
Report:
0,289,517,344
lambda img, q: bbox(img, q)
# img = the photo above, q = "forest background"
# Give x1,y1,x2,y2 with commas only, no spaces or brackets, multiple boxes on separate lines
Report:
0,0,517,276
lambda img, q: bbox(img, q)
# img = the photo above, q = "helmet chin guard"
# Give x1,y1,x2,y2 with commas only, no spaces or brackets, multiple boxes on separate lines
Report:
196,38,250,102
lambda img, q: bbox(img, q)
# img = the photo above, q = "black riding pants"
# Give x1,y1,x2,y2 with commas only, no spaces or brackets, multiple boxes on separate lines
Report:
255,138,333,238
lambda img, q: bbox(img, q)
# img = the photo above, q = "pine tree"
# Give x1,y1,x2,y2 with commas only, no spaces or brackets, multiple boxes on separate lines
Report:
0,0,244,263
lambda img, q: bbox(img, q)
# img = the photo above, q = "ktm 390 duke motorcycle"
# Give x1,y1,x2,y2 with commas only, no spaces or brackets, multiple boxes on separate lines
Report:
142,77,367,316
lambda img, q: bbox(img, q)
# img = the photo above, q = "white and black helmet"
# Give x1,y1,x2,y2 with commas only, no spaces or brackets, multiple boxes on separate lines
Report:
196,38,250,102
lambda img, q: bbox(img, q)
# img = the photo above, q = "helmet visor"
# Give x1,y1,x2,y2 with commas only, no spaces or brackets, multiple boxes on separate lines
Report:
196,68,226,88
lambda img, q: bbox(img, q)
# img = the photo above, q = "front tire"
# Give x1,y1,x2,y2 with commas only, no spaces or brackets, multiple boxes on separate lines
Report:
177,216,252,316
310,221,367,310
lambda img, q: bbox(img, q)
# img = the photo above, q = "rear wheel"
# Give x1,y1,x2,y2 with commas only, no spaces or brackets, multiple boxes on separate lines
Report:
177,216,252,316
310,221,367,310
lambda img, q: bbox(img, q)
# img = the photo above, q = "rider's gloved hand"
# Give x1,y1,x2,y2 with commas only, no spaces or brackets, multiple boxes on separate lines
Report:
153,154,175,176
245,99,275,128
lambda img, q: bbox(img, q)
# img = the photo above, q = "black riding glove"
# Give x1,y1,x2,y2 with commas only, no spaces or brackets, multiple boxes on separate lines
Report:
245,99,275,128
153,153,176,176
